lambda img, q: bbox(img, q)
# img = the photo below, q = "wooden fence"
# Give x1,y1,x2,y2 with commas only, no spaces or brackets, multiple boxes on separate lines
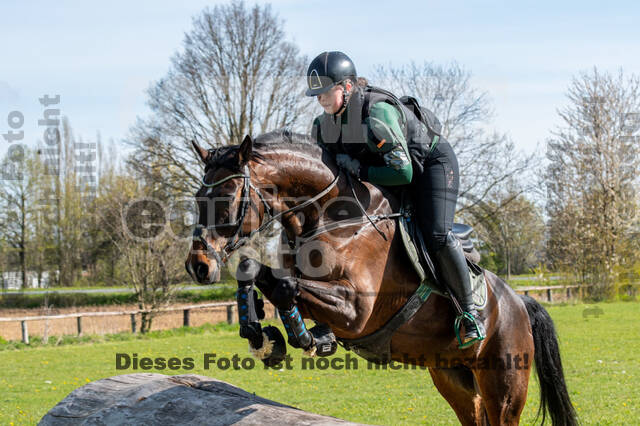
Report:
0,301,277,345
515,284,581,302
3,283,634,344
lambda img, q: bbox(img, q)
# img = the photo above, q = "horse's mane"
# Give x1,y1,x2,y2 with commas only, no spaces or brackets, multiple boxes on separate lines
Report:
254,128,321,155
206,128,322,171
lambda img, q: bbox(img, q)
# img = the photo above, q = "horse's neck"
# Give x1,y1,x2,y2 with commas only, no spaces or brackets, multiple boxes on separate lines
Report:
252,149,333,237
256,149,396,237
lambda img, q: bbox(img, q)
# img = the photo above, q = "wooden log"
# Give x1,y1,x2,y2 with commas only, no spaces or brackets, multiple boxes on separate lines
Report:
226,305,235,324
183,309,190,327
39,374,368,425
21,320,29,344
130,314,136,333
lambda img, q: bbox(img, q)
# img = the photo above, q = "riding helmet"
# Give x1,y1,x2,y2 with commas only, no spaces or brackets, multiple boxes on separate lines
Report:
305,51,357,97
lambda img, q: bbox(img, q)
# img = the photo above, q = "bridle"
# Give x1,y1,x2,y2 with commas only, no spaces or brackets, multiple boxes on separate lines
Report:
193,164,340,265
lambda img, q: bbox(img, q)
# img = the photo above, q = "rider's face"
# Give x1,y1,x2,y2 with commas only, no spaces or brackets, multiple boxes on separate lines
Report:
317,82,351,114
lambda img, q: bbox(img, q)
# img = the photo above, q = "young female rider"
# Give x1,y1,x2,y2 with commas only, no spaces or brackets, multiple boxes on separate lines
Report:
306,51,485,348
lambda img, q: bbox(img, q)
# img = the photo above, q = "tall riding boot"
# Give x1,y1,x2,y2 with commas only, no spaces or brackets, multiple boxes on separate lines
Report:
434,231,486,348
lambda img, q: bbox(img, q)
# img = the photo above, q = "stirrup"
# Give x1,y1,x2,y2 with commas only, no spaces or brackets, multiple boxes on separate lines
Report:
454,312,485,349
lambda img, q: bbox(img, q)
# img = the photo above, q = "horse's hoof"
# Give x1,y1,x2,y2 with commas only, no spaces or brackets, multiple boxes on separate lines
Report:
309,324,337,357
260,326,287,367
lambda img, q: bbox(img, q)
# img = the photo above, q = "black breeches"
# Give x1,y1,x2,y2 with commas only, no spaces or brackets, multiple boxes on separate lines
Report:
414,139,460,251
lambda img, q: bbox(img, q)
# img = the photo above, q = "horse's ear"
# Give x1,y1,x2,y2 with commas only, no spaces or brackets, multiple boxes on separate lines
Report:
238,135,253,165
192,140,209,164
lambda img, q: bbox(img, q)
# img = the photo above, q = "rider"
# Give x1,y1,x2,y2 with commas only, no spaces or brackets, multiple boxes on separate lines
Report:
306,51,485,348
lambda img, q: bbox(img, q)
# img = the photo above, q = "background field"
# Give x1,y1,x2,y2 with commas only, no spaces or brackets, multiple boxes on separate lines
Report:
1,301,638,425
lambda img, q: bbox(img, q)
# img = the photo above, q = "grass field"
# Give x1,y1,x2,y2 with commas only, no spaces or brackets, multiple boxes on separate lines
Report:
1,301,638,425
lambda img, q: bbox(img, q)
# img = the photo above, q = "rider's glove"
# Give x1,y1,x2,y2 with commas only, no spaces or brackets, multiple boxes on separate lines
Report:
336,153,361,177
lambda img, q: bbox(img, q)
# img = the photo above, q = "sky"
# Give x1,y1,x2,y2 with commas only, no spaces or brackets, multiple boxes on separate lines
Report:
1,0,639,159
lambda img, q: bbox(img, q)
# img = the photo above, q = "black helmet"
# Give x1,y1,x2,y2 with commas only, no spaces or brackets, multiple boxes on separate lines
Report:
305,51,357,97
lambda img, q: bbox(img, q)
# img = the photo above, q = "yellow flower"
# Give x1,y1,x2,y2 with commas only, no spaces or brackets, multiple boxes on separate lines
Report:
85,378,91,382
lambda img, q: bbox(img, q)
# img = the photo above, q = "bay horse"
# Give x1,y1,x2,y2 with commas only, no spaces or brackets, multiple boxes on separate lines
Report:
185,130,577,426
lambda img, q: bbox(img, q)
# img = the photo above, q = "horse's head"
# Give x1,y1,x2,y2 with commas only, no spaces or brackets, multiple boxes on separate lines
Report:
185,135,264,284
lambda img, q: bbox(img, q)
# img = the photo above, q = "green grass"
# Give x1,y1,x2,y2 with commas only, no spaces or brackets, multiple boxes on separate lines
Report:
1,301,638,425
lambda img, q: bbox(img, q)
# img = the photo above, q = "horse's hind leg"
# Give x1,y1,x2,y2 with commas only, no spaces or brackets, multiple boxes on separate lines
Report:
429,367,488,426
473,365,530,426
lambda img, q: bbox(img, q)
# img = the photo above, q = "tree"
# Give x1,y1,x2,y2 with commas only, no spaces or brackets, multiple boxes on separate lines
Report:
546,68,640,298
0,148,40,288
471,188,545,278
371,61,537,215
97,175,186,333
128,1,312,195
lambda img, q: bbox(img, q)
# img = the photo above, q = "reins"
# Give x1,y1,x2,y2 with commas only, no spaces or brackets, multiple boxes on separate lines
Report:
195,165,340,264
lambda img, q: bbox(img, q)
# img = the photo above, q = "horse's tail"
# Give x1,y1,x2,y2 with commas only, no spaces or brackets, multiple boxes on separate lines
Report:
520,295,578,426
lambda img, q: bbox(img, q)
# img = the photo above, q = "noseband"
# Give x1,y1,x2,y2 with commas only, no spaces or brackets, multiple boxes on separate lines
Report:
194,164,339,265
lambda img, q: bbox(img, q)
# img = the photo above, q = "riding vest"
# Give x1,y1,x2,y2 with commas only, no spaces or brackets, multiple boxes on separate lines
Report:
312,85,442,183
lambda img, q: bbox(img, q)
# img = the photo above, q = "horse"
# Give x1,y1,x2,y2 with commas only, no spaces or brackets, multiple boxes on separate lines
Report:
185,130,577,426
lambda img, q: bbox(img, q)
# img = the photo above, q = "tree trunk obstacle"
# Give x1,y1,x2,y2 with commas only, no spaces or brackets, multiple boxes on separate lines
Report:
39,374,368,425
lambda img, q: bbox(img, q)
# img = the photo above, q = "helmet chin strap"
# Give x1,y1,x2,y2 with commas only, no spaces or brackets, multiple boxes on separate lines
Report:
334,81,352,117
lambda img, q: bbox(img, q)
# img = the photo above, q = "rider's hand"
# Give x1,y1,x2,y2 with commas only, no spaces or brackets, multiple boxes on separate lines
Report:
336,153,361,177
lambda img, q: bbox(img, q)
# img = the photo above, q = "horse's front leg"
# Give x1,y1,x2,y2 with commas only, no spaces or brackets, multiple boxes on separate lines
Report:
235,257,286,366
294,278,359,331
269,275,363,356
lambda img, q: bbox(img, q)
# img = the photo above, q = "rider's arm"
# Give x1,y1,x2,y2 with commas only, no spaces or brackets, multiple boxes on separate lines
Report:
311,116,323,144
360,102,413,186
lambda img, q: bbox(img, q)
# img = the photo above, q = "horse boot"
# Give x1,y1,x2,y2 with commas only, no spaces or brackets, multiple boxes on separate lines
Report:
308,323,337,357
434,231,486,349
272,277,314,351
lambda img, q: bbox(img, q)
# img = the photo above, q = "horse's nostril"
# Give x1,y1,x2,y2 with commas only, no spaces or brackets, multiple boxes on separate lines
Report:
195,263,209,281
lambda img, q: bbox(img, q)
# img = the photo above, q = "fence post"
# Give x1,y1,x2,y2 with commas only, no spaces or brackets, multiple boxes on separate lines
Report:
524,290,529,297
77,316,83,336
226,305,234,324
547,288,552,302
183,309,190,327
566,287,571,300
21,320,29,344
130,314,137,333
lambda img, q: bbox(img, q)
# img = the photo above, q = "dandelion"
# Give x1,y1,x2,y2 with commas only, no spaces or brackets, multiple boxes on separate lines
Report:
85,378,91,382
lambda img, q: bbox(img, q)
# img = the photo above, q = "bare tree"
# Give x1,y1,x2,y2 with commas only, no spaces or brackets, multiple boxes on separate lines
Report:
0,149,39,289
128,1,313,195
371,61,537,215
546,68,640,298
97,176,187,333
